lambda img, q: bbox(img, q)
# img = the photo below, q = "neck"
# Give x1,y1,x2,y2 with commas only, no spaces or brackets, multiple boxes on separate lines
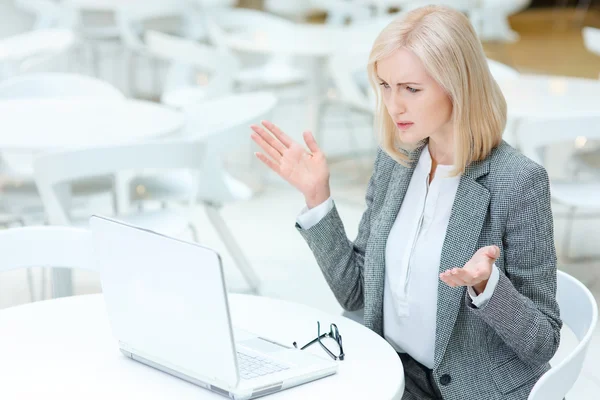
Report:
428,134,454,166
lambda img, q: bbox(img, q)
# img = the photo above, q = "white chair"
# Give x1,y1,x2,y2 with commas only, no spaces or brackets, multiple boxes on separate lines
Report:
263,0,315,22
115,0,195,97
144,30,239,109
309,0,373,25
528,270,598,400
321,50,376,161
470,0,531,42
583,27,600,57
206,8,308,91
33,140,261,297
0,29,76,79
0,226,92,301
0,73,124,220
518,116,600,260
583,26,600,80
13,0,73,30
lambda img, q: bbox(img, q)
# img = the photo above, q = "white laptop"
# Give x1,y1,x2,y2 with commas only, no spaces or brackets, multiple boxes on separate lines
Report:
89,215,337,399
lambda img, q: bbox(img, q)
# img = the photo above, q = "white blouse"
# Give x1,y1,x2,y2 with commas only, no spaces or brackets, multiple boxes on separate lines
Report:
297,145,499,369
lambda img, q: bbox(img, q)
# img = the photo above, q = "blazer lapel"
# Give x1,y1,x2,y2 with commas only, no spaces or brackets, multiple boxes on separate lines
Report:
365,149,421,335
434,158,491,369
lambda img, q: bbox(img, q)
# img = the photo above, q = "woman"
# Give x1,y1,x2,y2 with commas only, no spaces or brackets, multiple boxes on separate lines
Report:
250,5,561,400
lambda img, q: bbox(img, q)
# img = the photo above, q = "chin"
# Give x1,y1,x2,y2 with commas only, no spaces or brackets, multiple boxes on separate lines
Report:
397,129,426,145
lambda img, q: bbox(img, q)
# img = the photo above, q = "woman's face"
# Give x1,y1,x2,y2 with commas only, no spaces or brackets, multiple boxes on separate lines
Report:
376,48,453,145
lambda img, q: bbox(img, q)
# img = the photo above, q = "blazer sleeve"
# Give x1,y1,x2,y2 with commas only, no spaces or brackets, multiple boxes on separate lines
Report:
295,149,384,311
466,163,562,367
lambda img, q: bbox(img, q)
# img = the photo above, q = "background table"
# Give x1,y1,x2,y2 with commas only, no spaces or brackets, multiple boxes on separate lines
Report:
0,293,404,399
498,74,600,120
0,98,184,152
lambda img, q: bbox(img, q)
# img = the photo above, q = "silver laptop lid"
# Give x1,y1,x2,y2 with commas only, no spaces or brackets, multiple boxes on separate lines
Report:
90,215,240,388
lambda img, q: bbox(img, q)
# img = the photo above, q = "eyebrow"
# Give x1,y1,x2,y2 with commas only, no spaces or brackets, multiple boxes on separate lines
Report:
377,76,421,86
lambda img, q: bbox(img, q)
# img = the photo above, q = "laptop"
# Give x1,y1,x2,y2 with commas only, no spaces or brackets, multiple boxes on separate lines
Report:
89,215,337,399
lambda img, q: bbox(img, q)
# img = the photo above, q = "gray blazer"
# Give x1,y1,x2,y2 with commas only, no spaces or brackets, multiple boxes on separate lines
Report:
296,141,562,400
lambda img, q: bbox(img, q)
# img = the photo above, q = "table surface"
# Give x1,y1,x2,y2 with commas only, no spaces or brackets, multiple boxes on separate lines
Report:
0,294,404,399
0,29,75,62
498,74,600,119
0,98,184,151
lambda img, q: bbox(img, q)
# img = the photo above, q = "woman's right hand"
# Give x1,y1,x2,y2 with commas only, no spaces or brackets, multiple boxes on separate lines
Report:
250,120,331,209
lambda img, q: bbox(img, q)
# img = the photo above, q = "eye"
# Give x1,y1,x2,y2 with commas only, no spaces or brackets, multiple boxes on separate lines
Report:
379,82,390,89
406,86,420,93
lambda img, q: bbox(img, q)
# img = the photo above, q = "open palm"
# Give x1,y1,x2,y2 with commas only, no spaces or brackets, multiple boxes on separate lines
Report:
250,120,330,203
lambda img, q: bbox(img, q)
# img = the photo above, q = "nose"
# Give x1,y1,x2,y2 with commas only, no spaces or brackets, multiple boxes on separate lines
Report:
387,91,406,117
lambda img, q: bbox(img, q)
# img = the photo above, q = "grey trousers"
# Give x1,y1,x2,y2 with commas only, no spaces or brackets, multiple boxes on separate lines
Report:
399,353,444,400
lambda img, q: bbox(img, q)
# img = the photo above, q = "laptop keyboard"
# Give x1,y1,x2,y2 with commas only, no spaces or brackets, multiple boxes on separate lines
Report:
237,351,289,380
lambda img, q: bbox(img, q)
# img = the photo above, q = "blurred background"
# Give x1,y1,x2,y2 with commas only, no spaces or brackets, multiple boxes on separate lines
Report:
0,0,599,397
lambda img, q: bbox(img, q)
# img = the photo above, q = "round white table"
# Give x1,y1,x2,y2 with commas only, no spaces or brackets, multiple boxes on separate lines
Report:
0,98,184,151
0,294,404,399
498,74,600,120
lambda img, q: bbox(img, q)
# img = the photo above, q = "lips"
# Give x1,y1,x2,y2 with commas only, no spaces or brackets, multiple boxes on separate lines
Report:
396,122,414,130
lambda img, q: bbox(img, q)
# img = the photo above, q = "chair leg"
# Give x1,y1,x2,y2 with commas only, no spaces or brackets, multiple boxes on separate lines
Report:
203,203,261,295
26,269,35,303
40,268,47,301
188,222,199,243
563,206,577,260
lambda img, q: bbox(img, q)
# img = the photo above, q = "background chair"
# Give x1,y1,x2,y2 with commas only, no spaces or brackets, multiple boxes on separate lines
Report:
144,30,239,109
0,72,124,222
0,226,92,302
528,270,598,400
32,140,206,298
583,26,600,59
518,116,600,261
116,0,196,98
205,8,308,93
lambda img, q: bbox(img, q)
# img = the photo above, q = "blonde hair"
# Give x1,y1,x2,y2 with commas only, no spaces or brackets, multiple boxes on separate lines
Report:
367,5,506,174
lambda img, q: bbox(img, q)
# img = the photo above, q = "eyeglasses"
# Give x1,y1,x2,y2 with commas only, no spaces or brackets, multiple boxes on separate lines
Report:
293,321,345,361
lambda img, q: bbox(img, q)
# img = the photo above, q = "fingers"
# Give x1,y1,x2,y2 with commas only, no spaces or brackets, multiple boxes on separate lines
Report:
478,245,500,260
251,128,282,163
440,268,469,287
440,268,482,287
254,152,281,176
262,120,293,148
303,131,320,154
251,124,287,155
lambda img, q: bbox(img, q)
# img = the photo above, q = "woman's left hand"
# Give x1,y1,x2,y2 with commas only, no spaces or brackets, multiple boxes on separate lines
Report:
440,245,500,295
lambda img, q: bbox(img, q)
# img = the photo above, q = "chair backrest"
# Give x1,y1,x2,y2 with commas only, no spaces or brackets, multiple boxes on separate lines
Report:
33,140,206,225
583,26,600,57
0,226,93,272
211,7,296,32
528,270,598,400
517,116,600,166
0,72,124,99
328,51,374,114
14,0,73,30
310,0,372,25
145,30,239,101
487,58,520,81
116,0,191,52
